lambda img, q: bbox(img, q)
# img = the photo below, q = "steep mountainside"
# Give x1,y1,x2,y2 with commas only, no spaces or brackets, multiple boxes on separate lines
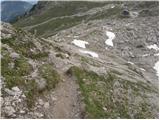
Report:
1,1,159,119
1,1,33,22
14,1,159,37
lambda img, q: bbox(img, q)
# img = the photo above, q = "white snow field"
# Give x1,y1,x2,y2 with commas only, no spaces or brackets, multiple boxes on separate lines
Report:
154,61,159,76
72,39,89,48
147,44,159,51
105,31,115,47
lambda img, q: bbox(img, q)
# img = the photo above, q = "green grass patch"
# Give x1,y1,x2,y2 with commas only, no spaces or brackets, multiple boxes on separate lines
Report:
39,63,61,90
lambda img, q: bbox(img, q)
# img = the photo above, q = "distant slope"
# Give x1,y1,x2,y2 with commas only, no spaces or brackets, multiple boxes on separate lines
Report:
14,1,158,38
1,1,33,22
14,1,122,37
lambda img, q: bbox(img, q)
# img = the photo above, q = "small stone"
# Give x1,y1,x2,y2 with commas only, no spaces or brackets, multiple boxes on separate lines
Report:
44,102,49,108
122,10,130,16
64,53,69,58
21,94,26,98
4,88,15,96
19,110,25,114
4,106,16,117
103,107,107,111
8,62,15,69
0,97,4,106
12,86,20,92
52,97,57,101
38,99,44,105
36,79,47,92
10,52,20,59
4,97,12,106
34,112,44,118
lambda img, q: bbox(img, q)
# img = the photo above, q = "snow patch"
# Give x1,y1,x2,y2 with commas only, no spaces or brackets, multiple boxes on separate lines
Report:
72,39,89,48
73,36,79,38
140,68,146,71
142,54,149,57
154,61,159,76
105,31,115,47
154,53,159,56
79,49,99,58
111,5,115,8
127,61,134,65
147,44,159,51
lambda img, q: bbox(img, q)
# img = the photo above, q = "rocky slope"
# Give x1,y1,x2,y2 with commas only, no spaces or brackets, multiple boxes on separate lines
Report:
1,1,159,119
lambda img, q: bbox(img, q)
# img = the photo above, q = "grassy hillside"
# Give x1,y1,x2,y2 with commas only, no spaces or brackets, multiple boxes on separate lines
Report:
13,1,123,37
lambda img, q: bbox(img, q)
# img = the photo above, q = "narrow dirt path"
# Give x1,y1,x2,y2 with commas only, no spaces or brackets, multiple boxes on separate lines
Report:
43,74,83,119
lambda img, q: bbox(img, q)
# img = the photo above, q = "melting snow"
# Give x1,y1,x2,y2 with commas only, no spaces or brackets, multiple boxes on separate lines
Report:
147,44,159,51
105,31,115,47
79,49,99,58
154,61,159,76
72,39,89,48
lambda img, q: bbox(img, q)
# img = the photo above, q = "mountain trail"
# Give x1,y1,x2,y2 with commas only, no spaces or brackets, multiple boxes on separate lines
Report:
43,74,84,119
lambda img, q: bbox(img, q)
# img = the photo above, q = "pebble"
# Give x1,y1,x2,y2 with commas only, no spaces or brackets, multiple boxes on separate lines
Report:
103,107,107,111
44,102,49,108
4,88,15,96
19,110,25,114
4,106,16,117
34,112,44,118
12,86,20,92
38,99,44,105
10,52,20,59
52,97,57,101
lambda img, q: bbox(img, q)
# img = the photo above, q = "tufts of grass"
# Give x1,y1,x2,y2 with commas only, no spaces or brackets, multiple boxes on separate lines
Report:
24,80,39,108
67,66,157,119
39,64,61,90
1,47,56,108
1,37,49,60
